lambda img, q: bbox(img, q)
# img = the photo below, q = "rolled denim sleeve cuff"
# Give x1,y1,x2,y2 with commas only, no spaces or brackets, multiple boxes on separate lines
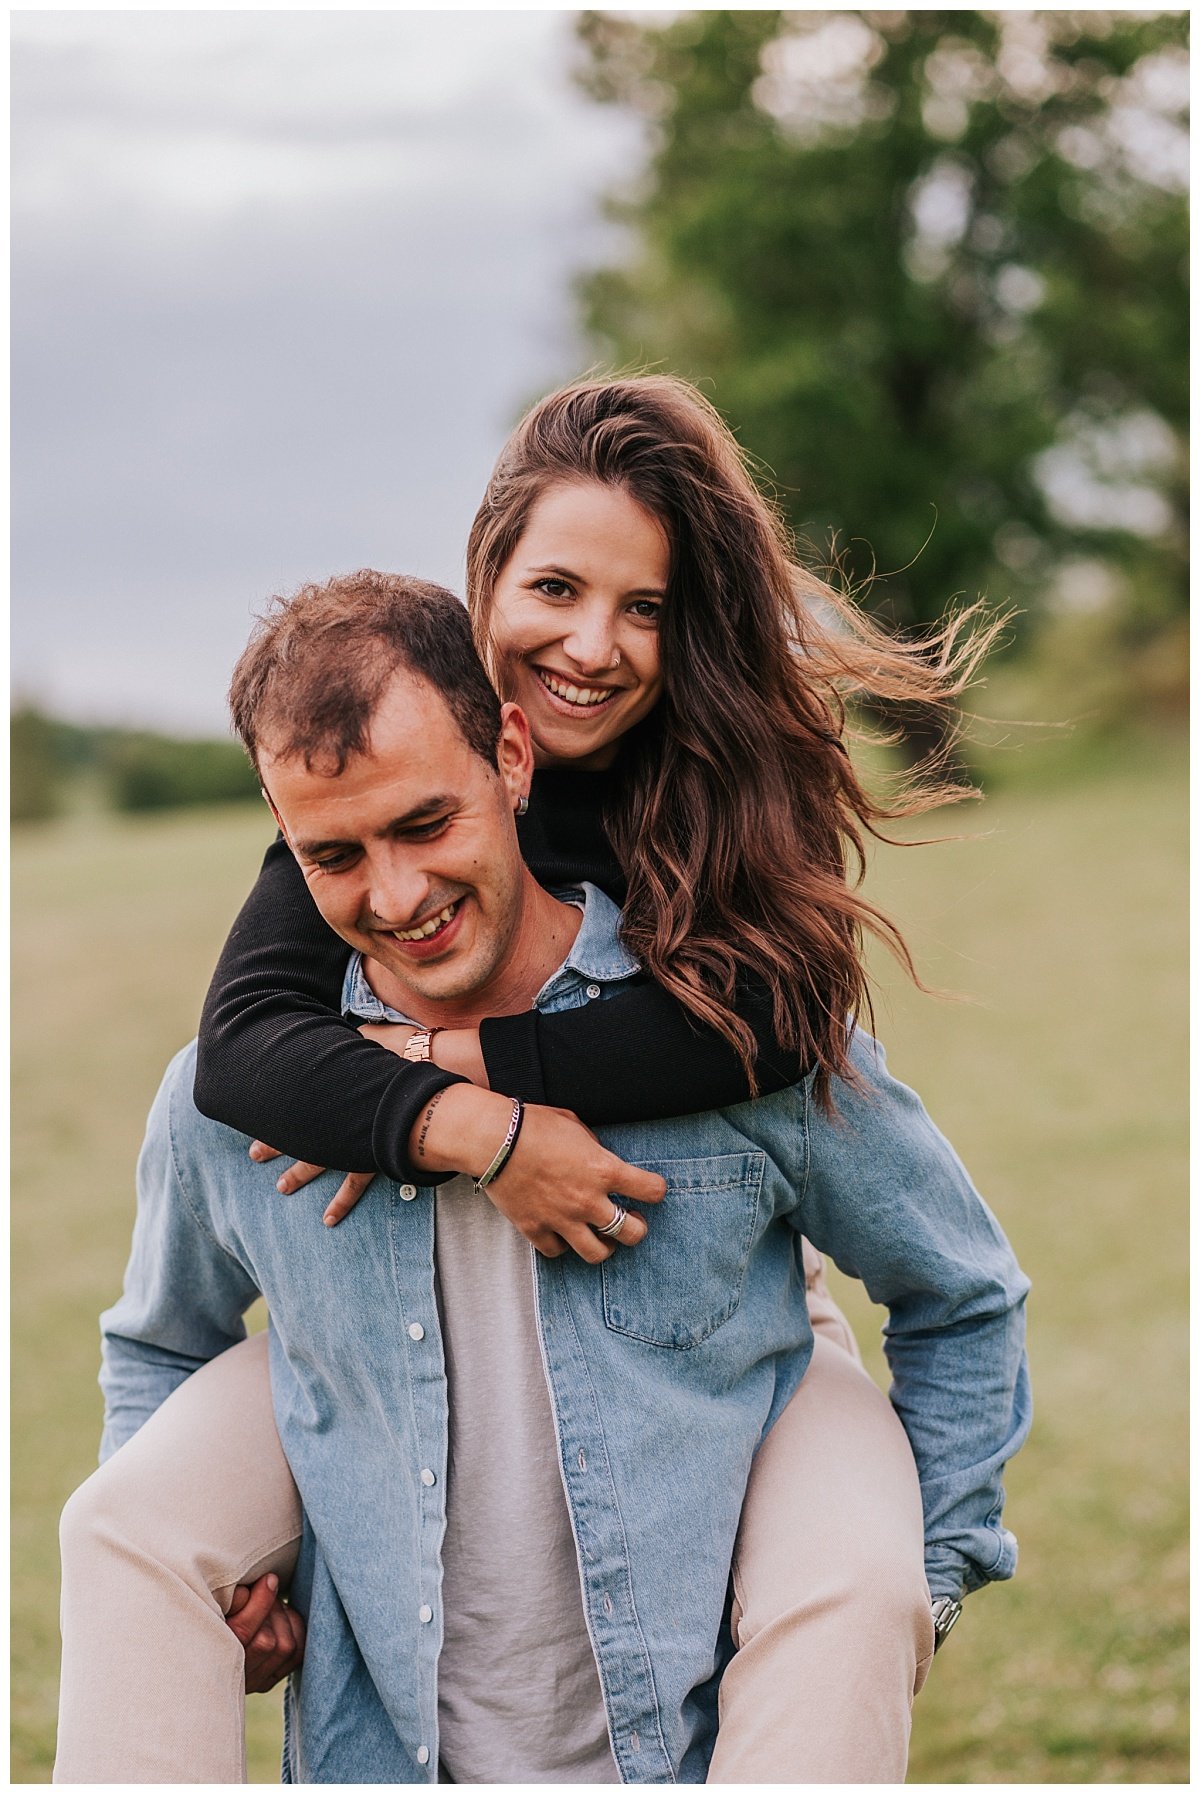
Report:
925,1524,1019,1603
925,1568,967,1601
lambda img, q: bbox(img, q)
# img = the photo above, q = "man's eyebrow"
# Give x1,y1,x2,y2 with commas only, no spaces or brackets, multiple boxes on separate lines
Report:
293,797,454,857
526,562,667,599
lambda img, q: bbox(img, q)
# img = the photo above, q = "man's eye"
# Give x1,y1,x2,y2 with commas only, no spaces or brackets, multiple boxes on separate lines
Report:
312,852,358,873
403,817,450,841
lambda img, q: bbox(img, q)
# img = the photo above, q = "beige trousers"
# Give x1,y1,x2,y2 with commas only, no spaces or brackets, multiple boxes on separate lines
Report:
55,1250,932,1784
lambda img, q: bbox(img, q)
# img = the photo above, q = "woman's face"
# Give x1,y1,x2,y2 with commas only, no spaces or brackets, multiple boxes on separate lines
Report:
488,480,669,771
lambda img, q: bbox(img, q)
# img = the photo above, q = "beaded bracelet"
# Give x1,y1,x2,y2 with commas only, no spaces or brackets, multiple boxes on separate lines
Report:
473,1097,525,1195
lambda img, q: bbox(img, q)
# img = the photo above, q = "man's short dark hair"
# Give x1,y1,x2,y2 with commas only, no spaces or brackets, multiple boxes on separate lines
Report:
229,570,503,776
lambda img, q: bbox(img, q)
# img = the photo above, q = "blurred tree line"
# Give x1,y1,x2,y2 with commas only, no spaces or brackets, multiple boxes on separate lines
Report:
11,703,259,823
573,9,1187,743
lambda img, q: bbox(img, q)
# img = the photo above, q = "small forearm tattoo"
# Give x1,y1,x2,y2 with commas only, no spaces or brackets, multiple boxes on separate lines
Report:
415,1090,448,1162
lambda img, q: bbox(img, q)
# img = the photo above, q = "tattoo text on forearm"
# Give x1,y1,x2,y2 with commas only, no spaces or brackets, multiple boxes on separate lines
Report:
415,1090,449,1163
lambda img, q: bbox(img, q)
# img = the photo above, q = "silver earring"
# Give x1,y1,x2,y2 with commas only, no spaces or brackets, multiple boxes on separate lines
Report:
517,794,529,817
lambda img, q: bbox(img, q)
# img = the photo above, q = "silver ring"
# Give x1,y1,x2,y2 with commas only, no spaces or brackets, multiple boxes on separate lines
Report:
595,1203,628,1240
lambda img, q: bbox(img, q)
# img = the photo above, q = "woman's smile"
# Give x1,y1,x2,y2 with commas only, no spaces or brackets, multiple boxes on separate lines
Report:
532,667,624,712
488,480,669,770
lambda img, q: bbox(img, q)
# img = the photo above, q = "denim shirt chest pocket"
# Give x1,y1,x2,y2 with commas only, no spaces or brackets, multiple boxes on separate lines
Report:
600,1151,766,1349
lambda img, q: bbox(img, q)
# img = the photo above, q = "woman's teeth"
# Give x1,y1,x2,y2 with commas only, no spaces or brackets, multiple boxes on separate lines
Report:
394,901,459,943
537,670,616,709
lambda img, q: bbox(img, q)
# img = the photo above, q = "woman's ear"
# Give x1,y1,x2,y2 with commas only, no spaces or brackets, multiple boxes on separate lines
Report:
496,701,534,810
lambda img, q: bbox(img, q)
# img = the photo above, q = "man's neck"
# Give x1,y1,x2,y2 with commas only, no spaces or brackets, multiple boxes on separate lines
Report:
361,874,584,1028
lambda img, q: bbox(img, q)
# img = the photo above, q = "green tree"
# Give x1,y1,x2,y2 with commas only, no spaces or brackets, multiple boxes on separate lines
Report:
11,704,65,823
105,733,260,813
575,11,1187,670
10,704,261,819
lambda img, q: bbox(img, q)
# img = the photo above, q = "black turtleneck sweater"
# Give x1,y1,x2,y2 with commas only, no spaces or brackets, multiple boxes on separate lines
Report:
194,766,802,1181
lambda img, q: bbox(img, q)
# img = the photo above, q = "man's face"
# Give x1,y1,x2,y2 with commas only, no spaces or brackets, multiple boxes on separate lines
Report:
261,669,533,1010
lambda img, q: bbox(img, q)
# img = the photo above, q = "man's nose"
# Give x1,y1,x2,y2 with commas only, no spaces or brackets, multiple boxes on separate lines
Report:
562,603,617,676
365,852,431,928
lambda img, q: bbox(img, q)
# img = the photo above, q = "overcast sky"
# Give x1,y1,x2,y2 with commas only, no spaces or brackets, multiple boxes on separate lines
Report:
12,11,644,733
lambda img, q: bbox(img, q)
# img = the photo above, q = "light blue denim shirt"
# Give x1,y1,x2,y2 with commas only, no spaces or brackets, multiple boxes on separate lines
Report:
100,883,1031,1784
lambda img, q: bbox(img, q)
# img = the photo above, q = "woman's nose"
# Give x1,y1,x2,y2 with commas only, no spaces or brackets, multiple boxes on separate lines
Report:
562,606,617,676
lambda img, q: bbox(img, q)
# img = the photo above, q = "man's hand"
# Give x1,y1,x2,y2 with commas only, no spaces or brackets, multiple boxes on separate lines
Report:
225,1573,306,1694
413,1085,668,1262
248,1141,375,1227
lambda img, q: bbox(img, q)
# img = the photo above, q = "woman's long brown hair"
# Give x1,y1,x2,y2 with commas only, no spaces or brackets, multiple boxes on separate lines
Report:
466,375,1001,1109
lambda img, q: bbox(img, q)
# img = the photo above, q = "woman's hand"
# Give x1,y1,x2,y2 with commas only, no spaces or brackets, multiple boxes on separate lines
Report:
489,1103,668,1263
410,1084,667,1263
226,1573,305,1694
248,1141,375,1227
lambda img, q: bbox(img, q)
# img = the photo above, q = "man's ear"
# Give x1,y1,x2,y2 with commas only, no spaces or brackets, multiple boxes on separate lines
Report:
496,702,534,809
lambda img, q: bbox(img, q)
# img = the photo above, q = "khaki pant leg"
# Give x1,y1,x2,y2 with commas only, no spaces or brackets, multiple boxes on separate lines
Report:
799,1236,864,1364
709,1334,935,1785
55,1331,302,1784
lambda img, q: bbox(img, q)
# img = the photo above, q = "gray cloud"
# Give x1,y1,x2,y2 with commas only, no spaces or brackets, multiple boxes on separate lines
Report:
12,11,642,731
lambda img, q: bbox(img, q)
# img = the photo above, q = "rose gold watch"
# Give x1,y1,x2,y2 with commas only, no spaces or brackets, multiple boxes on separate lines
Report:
400,1027,443,1063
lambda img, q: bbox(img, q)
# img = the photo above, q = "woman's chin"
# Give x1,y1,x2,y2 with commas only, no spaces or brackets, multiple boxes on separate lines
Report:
532,731,622,772
523,701,617,767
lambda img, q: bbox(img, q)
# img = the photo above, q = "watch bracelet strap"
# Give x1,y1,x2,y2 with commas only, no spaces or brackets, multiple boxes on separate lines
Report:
930,1595,963,1652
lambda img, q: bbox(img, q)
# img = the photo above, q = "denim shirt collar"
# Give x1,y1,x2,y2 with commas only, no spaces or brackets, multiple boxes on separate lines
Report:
340,881,640,1024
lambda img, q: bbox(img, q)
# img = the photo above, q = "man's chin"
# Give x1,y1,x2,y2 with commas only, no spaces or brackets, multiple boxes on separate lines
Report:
363,942,489,1014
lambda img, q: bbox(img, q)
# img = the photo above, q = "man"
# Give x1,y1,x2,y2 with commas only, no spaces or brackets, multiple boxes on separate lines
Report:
68,572,1029,1782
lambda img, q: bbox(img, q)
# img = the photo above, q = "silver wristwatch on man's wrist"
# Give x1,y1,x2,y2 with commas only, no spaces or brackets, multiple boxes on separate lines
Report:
930,1595,963,1652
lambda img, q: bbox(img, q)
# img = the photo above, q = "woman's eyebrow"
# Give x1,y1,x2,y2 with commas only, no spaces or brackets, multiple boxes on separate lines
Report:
526,561,584,580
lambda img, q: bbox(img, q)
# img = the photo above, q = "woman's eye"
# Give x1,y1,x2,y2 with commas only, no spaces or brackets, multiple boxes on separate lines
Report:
531,578,573,600
630,600,663,624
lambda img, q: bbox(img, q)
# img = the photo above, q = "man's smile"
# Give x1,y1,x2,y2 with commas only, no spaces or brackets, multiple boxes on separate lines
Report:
376,895,468,959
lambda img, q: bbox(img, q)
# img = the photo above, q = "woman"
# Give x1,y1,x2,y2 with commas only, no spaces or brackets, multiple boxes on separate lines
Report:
58,376,996,1782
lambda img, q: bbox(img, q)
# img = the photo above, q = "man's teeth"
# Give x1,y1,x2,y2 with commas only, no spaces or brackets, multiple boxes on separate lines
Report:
395,903,457,943
539,671,614,708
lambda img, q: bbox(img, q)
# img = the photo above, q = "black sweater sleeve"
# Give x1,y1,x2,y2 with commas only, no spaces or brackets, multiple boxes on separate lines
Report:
195,771,805,1174
479,968,803,1119
194,836,465,1180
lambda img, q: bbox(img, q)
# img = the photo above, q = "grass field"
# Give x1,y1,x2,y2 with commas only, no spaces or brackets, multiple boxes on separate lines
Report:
11,738,1188,1782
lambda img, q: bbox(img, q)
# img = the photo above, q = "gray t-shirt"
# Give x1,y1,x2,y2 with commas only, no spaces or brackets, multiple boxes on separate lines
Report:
434,1176,619,1785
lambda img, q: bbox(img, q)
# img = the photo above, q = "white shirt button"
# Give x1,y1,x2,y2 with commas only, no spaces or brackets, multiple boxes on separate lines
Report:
407,1322,425,1341
399,1183,418,1201
420,1467,436,1487
586,983,602,999
416,1745,430,1765
418,1604,433,1623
